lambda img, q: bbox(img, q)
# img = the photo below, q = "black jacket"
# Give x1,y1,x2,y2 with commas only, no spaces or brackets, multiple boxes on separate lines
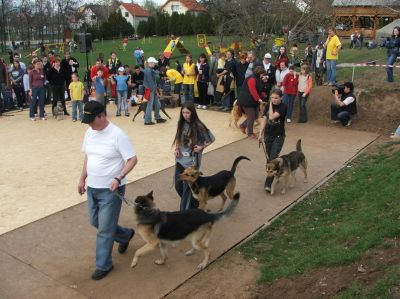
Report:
47,67,66,86
235,61,249,86
237,75,263,108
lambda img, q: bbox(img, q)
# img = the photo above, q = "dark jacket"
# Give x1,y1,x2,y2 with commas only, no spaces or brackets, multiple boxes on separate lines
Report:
263,63,276,88
237,75,263,108
0,61,7,84
61,57,79,79
106,58,122,75
198,63,210,82
235,61,249,86
341,92,357,115
385,36,400,55
47,67,66,86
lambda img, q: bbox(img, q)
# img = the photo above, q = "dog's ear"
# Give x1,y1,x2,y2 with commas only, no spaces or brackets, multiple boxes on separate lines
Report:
199,171,203,175
146,190,154,200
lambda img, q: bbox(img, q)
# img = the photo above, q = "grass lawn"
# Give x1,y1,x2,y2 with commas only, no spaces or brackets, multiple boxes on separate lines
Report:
240,141,400,297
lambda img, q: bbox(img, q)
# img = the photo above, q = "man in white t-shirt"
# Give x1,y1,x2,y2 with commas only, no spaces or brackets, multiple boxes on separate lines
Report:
78,101,138,280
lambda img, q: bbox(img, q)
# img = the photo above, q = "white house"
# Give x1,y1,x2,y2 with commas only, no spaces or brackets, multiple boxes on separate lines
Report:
160,0,206,16
77,5,110,28
119,3,151,30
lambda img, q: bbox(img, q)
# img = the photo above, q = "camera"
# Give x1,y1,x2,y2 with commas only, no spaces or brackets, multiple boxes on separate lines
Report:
331,83,345,95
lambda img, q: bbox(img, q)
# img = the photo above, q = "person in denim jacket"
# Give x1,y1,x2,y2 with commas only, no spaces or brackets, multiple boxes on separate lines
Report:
384,26,400,82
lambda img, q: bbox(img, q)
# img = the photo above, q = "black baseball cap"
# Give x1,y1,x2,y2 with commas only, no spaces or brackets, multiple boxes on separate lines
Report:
81,101,105,124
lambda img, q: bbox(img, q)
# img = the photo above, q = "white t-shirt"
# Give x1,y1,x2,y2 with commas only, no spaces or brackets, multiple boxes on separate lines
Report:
82,122,136,188
343,96,355,106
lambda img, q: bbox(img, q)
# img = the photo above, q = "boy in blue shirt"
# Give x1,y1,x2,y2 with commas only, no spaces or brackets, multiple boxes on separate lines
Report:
112,67,130,117
92,69,106,109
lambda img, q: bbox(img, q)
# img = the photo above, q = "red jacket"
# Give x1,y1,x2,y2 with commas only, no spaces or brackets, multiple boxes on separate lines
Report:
90,65,109,87
282,73,298,95
274,55,289,70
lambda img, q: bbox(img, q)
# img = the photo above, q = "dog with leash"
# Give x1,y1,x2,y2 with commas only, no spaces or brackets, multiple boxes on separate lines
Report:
264,139,308,195
130,191,240,270
179,156,249,211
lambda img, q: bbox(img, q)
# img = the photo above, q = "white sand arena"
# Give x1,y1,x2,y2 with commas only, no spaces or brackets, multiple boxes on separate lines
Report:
0,103,244,235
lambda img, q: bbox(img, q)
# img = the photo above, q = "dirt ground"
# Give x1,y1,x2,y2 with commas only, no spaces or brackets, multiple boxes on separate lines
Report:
0,104,244,235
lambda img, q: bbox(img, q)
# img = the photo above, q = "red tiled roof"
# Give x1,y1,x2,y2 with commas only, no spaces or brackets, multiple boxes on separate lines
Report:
120,3,151,17
161,0,206,12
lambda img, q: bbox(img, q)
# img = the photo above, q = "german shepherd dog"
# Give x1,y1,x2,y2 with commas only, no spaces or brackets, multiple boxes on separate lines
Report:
266,139,308,195
131,191,240,270
179,156,250,211
131,98,172,122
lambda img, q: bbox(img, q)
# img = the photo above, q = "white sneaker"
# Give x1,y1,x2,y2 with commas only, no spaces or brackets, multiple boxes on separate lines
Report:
197,104,202,109
202,105,207,109
287,118,292,123
30,118,36,121
40,117,46,121
345,119,352,127
331,120,340,124
390,134,400,139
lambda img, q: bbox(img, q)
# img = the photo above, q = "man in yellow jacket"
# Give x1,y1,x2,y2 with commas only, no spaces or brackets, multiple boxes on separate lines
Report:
324,28,342,86
165,66,183,105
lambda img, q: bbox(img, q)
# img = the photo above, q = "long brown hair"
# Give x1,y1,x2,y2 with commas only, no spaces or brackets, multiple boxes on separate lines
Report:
173,102,211,147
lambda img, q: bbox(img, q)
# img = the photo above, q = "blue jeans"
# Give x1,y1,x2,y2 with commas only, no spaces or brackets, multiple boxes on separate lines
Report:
298,92,308,122
144,90,161,123
30,87,45,118
182,84,194,104
87,186,133,271
283,94,296,119
117,91,129,116
326,59,337,84
174,163,199,211
264,135,285,188
71,100,83,121
331,103,351,126
386,53,397,82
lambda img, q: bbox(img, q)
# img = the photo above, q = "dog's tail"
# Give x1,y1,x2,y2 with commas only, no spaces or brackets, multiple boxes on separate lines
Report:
230,156,251,174
296,139,302,152
212,193,240,222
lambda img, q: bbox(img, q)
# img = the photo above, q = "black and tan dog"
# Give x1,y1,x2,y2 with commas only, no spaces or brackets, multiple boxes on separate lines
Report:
266,139,308,195
179,156,250,211
130,191,240,270
131,98,172,122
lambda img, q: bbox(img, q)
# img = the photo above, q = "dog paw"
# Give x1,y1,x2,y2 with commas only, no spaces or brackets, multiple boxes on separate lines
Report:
197,263,207,270
304,180,308,183
130,260,138,268
154,259,165,265
280,189,287,195
185,248,195,256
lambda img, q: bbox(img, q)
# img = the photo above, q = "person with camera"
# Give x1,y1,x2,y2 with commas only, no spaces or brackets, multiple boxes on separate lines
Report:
384,26,400,82
330,81,357,127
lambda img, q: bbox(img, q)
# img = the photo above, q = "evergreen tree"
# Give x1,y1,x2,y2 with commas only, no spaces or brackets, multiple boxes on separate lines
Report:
137,21,148,37
168,12,180,35
99,11,134,39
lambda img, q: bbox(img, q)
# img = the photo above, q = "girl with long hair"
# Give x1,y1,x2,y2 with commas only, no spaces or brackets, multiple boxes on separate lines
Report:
181,54,196,103
173,102,215,210
385,26,400,82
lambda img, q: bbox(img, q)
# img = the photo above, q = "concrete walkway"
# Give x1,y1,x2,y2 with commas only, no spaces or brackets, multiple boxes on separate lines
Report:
0,124,377,299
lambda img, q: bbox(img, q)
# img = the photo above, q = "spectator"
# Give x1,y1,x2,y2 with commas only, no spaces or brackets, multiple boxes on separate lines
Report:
235,53,249,97
10,53,26,71
172,102,215,210
289,44,299,66
324,28,342,86
79,101,137,280
262,53,276,101
90,59,109,99
237,66,266,138
220,49,236,111
274,46,289,70
92,68,107,108
48,51,55,66
47,57,69,116
0,57,7,105
143,57,167,125
29,60,46,121
134,47,144,67
112,67,130,117
61,51,80,100
196,53,210,109
384,26,400,83
175,60,182,73
258,88,287,191
181,54,196,104
42,56,52,105
245,51,262,79
130,65,144,96
69,73,84,122
314,42,326,86
23,66,33,106
275,61,289,89
297,63,313,123
106,52,122,101
157,53,170,70
165,65,183,104
281,65,298,123
9,61,25,111
304,43,313,66
31,51,39,64
214,52,226,106
330,81,357,127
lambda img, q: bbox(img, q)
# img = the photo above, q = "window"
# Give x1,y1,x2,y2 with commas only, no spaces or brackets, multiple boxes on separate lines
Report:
171,4,180,12
125,12,129,18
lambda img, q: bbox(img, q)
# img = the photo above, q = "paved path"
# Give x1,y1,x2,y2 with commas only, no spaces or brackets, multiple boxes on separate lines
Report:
0,124,377,299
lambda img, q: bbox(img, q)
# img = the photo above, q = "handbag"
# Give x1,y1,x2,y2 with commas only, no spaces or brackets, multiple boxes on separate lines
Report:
207,82,214,96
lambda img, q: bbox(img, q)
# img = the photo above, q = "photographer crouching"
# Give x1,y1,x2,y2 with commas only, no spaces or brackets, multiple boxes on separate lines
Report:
330,81,357,127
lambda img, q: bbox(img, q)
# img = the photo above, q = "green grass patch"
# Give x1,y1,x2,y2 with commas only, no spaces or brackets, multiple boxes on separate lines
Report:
239,141,400,283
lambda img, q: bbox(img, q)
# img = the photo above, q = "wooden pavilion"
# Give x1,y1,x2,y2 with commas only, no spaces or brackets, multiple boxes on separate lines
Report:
332,0,400,38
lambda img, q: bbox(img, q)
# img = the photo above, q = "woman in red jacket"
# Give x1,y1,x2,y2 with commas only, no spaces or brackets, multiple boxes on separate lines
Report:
237,66,266,138
274,46,289,70
281,65,298,123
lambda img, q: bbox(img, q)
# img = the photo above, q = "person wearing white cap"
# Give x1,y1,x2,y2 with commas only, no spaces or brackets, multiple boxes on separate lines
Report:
142,57,166,125
262,53,276,101
111,66,131,117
